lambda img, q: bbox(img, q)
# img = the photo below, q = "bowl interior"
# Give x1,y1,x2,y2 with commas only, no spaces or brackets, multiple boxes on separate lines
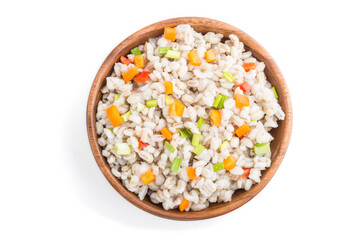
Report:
87,17,292,220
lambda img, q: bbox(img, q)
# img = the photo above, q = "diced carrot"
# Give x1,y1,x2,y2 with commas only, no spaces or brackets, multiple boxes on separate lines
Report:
106,105,123,127
122,66,138,83
141,169,156,185
120,56,131,65
134,71,151,82
169,99,185,117
164,81,173,94
205,49,216,63
186,168,198,180
242,62,256,72
239,168,251,179
188,50,202,66
235,93,250,108
134,55,145,68
161,128,172,141
236,82,251,92
138,138,149,150
235,124,251,138
210,110,221,126
223,155,236,170
179,199,189,212
164,28,176,41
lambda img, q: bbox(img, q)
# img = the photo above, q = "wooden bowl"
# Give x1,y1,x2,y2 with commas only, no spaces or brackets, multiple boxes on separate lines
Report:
86,17,292,220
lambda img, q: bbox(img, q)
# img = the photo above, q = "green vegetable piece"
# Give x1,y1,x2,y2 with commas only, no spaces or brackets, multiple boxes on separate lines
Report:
213,95,222,108
192,133,201,147
177,128,192,138
213,162,225,172
223,72,235,82
114,143,132,156
136,103,146,112
251,118,261,122
219,140,229,151
108,128,113,132
254,142,271,155
170,158,182,173
146,99,158,108
130,47,141,56
159,47,172,55
192,144,205,155
217,95,229,109
164,141,175,153
197,117,204,129
272,86,279,99
165,95,173,106
165,50,181,60
121,111,132,122
114,94,121,101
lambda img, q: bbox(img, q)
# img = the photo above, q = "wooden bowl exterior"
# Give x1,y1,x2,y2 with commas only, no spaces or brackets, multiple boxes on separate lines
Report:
87,17,292,220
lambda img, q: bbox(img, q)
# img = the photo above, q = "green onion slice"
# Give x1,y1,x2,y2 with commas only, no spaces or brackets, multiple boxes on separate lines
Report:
213,95,222,108
114,143,132,156
170,158,182,173
121,111,132,122
223,72,235,82
177,128,192,138
217,95,229,109
192,144,205,155
219,140,229,151
146,99,158,108
130,47,141,56
254,142,271,155
213,162,225,172
114,94,121,101
197,117,204,128
159,47,172,55
192,133,201,147
164,141,175,153
272,86,279,99
165,50,181,60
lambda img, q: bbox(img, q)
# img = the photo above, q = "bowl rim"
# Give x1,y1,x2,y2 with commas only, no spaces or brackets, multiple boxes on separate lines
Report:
86,17,293,221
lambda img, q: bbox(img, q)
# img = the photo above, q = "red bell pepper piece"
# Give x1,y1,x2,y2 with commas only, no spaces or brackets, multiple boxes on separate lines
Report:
120,56,131,66
138,138,149,150
239,168,251,179
236,82,251,92
134,71,151,82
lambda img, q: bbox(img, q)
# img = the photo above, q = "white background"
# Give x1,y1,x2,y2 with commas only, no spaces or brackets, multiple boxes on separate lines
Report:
1,0,359,239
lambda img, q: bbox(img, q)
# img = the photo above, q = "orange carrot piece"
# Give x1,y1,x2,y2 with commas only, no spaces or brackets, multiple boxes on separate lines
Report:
210,110,221,126
235,93,250,108
179,199,189,212
235,124,251,138
164,28,176,41
188,50,202,66
106,105,123,127
134,55,145,68
186,168,198,180
160,128,172,141
164,81,173,94
141,169,156,185
205,49,216,63
239,168,251,179
169,99,185,117
223,155,236,170
242,62,256,72
120,56,131,65
122,66,138,83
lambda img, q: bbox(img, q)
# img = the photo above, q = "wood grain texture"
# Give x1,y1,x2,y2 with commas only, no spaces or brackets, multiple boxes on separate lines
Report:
86,17,293,221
